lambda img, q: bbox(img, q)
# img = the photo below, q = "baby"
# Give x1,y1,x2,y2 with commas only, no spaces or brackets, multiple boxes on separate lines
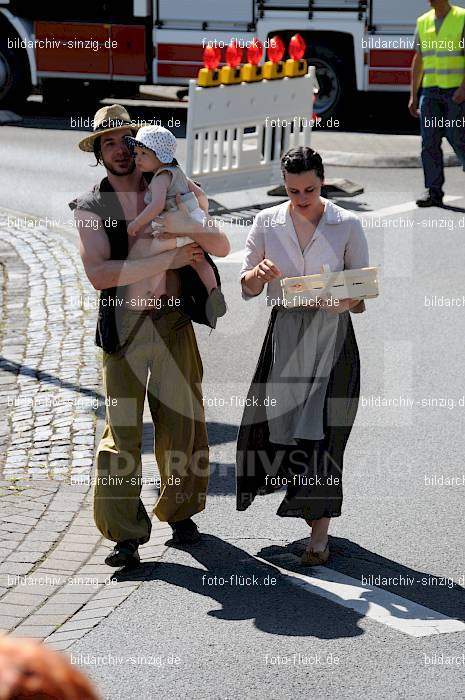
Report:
124,125,226,324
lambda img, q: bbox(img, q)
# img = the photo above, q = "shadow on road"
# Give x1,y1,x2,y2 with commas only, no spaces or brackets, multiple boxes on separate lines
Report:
141,422,238,456
110,533,365,639
3,91,418,138
346,92,420,135
0,355,104,414
258,537,465,623
440,203,465,213
2,98,187,138
109,533,465,640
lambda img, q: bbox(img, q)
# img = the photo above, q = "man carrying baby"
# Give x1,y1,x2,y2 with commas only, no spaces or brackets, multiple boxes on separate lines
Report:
124,124,227,327
70,104,230,567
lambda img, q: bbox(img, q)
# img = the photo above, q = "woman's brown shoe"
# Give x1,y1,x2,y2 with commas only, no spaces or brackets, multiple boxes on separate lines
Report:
300,544,330,566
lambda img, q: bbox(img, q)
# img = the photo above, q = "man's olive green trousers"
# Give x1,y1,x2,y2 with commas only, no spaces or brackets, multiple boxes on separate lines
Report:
94,307,209,544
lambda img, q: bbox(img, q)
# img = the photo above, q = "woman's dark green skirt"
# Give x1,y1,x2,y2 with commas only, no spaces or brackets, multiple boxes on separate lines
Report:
235,307,361,520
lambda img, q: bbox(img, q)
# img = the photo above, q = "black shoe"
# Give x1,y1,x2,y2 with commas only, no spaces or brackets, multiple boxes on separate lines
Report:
205,287,227,329
416,189,444,207
104,539,140,567
168,518,202,545
257,482,282,495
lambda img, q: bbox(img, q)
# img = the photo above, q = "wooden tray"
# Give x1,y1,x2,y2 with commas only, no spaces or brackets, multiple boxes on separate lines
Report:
280,266,379,307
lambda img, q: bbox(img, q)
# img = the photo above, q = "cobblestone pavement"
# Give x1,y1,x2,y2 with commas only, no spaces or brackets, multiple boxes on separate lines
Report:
0,208,170,650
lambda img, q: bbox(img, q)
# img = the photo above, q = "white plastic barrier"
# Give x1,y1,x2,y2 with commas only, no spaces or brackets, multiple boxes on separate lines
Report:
185,67,318,194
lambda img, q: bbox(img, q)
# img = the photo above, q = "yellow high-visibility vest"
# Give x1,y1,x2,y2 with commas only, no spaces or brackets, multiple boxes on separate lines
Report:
417,5,465,88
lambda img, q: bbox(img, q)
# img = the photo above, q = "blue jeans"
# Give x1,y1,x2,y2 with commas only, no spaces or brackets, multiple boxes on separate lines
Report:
419,87,465,194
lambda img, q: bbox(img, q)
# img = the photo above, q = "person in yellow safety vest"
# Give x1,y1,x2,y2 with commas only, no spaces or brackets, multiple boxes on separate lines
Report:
409,0,465,207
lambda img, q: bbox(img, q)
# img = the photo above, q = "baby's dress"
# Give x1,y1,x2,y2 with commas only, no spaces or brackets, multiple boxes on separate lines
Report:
146,165,205,246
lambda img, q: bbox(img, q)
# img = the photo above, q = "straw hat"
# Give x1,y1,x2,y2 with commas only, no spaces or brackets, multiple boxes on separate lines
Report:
78,104,136,152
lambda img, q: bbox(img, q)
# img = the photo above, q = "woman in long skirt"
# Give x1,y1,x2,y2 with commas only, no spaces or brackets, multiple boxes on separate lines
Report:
236,146,369,566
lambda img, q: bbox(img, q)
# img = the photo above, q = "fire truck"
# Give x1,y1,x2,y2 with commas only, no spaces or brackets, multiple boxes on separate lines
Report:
0,0,437,117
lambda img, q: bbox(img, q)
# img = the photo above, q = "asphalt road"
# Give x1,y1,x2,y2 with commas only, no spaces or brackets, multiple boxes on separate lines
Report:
2,114,465,699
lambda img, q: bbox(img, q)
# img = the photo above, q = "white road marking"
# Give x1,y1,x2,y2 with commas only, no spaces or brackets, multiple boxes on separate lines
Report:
217,195,464,264
253,554,465,638
360,195,461,220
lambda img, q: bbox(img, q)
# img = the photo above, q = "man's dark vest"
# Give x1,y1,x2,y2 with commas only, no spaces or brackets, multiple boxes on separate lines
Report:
69,176,220,354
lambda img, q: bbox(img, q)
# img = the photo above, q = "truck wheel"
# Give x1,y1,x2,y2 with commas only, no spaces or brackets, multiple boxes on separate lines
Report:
0,35,30,108
309,43,354,122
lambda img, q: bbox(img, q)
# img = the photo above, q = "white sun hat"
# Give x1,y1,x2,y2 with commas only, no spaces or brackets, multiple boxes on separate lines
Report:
125,125,176,164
